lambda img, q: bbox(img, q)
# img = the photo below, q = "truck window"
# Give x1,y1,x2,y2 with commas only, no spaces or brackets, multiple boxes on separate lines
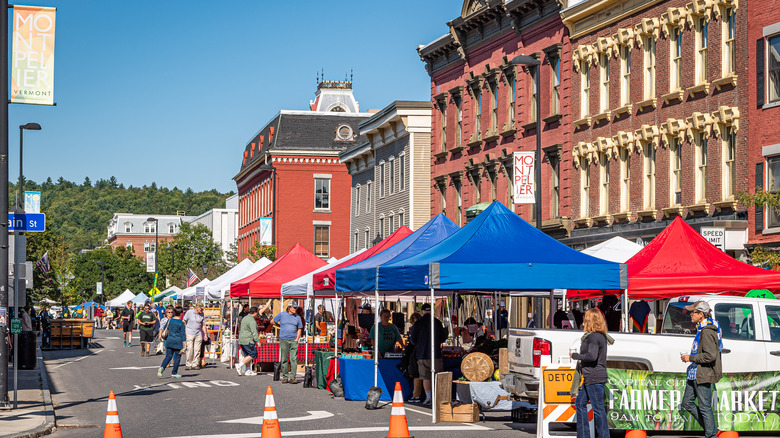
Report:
714,303,754,340
661,302,696,335
766,306,780,342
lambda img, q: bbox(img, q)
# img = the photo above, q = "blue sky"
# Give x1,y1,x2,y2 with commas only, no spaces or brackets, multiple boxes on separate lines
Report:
11,0,456,193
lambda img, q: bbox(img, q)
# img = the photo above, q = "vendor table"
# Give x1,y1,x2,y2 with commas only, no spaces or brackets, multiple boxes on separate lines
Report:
314,350,335,389
326,357,463,402
253,342,329,363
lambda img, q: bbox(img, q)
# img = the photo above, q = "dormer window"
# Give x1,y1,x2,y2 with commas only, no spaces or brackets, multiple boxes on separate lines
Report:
124,222,132,233
168,223,176,234
144,222,156,233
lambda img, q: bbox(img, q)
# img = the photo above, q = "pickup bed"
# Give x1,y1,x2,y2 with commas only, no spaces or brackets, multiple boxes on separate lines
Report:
503,295,780,402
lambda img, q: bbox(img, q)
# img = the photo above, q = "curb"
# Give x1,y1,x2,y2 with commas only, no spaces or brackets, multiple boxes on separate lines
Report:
5,346,58,438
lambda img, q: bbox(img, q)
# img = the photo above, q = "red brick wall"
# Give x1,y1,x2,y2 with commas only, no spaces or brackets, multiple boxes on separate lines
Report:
108,235,174,258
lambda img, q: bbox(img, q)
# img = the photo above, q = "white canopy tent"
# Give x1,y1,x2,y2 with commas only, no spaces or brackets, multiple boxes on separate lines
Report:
181,278,211,300
281,251,364,298
204,259,257,300
105,289,136,307
580,236,643,263
216,257,273,299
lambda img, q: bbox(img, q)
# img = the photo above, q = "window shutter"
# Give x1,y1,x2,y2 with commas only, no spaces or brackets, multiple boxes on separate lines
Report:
756,162,764,232
757,38,765,108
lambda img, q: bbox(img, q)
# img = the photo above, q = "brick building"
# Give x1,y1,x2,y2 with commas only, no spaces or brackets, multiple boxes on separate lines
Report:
339,101,431,252
106,213,193,257
418,0,573,238
747,0,780,248
562,0,747,255
233,81,371,261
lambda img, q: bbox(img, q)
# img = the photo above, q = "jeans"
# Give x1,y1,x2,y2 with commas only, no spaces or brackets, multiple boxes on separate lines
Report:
161,347,181,375
575,383,609,438
279,339,298,380
680,379,717,438
185,334,203,368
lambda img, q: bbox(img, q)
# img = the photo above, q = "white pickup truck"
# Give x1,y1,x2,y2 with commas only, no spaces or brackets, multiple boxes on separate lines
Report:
503,295,780,403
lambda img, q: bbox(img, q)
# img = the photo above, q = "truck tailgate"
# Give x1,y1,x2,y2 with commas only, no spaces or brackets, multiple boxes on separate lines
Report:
508,328,540,378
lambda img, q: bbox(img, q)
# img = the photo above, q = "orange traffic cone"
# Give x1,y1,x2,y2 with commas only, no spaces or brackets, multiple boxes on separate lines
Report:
103,390,122,438
387,382,413,438
625,430,646,438
718,431,739,438
260,386,282,438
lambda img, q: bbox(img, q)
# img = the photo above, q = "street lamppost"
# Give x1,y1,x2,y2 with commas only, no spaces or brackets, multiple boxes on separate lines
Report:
511,55,542,230
95,261,105,305
146,217,159,273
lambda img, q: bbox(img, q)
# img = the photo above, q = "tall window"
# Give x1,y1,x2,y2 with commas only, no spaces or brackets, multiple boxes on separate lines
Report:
621,46,631,105
378,217,384,239
364,229,369,249
144,222,156,233
124,222,131,233
600,54,610,113
439,101,447,152
551,158,560,217
488,171,497,201
314,226,329,258
620,148,631,211
551,57,561,114
671,28,683,91
723,127,736,199
439,183,447,215
355,185,361,216
399,154,405,191
643,143,656,209
126,241,133,251
455,179,462,226
168,223,176,234
506,167,514,206
696,18,708,84
695,133,708,202
473,174,481,204
581,159,590,217
455,94,463,145
529,70,538,123
389,159,395,194
489,80,498,130
315,178,330,210
767,157,780,227
769,35,780,103
474,88,482,136
670,137,682,205
353,231,358,253
379,163,385,197
643,36,656,99
580,61,590,117
144,242,150,253
366,181,371,212
507,74,516,125
398,211,404,228
723,9,736,76
600,153,610,215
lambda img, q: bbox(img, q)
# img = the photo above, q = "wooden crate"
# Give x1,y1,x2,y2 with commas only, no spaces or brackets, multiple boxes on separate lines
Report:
439,402,480,423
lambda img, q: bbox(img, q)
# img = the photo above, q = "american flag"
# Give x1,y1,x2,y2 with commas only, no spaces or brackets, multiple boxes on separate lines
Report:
187,268,199,287
36,251,51,278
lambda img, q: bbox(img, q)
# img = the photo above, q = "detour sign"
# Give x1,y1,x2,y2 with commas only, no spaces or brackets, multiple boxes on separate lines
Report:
543,367,575,404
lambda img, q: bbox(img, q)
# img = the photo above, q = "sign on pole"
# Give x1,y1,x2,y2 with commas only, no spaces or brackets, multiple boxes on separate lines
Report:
513,151,536,204
10,318,20,335
11,6,56,105
7,213,45,232
24,191,40,213
259,217,272,245
146,253,155,273
700,226,725,251
96,281,102,295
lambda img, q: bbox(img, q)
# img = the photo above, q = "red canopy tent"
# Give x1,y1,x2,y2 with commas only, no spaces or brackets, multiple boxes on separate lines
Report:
572,216,780,300
230,243,327,298
312,226,412,291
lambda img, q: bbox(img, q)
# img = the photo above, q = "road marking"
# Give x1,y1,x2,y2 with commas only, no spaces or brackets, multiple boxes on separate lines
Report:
131,380,239,391
163,424,492,438
404,406,433,417
104,337,120,340
52,356,88,369
110,366,160,370
220,410,333,425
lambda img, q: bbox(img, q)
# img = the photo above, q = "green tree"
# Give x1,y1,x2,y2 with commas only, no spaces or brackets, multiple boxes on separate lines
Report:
70,246,152,303
244,241,276,262
25,230,69,304
157,222,226,288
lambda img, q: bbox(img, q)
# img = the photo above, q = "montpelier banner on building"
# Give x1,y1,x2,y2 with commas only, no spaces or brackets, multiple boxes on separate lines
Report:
512,151,535,204
11,5,56,105
607,369,780,432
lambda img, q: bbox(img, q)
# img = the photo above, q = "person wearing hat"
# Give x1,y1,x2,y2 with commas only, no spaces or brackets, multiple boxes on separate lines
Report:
410,303,447,406
497,301,509,339
274,300,304,384
680,300,722,438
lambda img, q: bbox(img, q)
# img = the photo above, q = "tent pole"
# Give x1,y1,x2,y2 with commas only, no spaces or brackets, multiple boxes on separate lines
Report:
430,285,436,424
507,294,512,338
374,268,380,388
335,293,340,376
622,289,629,333
549,290,554,329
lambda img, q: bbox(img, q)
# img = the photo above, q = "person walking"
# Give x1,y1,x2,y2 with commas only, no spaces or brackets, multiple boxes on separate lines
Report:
182,303,206,370
120,302,134,347
680,300,723,438
410,303,447,406
137,303,157,357
273,301,303,384
570,308,611,438
157,306,186,379
237,306,260,376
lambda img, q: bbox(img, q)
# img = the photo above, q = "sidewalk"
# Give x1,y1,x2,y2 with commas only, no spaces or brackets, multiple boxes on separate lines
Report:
0,346,56,438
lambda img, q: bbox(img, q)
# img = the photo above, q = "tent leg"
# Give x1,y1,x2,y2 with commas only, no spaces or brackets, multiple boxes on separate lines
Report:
549,290,555,330
507,295,512,338
431,286,436,424
622,289,629,333
374,288,379,388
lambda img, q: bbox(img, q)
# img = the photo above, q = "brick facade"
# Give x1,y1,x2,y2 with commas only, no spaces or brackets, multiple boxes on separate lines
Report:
419,0,572,237
562,0,748,251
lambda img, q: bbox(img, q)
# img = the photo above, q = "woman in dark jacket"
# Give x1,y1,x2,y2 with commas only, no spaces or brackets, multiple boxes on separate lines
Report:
571,308,610,438
157,306,186,378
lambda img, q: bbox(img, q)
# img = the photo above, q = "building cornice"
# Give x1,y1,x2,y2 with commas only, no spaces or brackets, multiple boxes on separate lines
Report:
561,0,664,39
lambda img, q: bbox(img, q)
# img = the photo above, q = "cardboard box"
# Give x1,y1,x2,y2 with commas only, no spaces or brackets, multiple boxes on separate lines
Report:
438,402,480,423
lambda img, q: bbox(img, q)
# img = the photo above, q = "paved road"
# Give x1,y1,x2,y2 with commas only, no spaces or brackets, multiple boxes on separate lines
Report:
42,329,703,438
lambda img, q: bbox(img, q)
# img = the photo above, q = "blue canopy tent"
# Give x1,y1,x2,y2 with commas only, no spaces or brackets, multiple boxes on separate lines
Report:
364,202,627,420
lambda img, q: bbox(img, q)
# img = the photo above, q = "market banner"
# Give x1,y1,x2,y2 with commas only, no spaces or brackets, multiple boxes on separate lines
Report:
512,151,535,204
607,369,780,432
11,5,56,105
